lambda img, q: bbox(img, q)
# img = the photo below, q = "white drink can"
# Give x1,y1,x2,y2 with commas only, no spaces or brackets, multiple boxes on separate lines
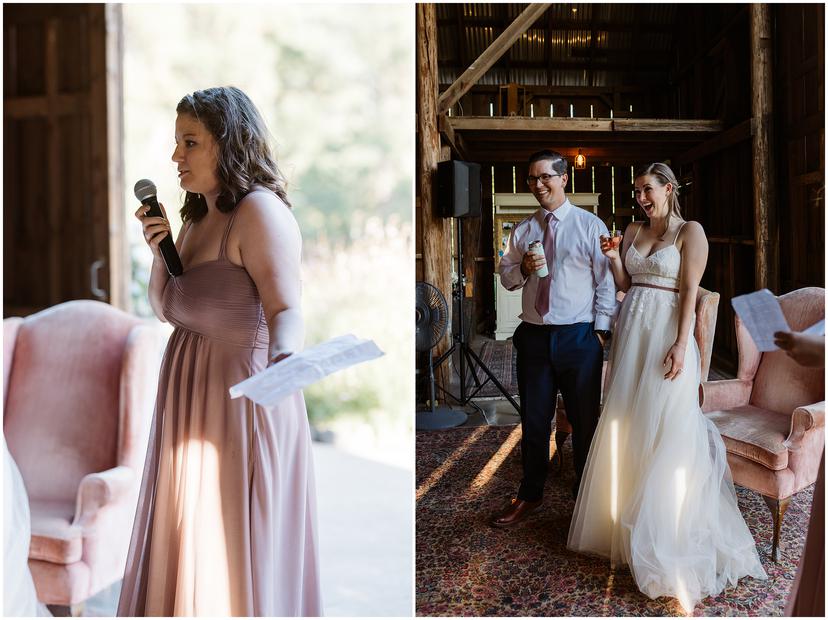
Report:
529,240,549,278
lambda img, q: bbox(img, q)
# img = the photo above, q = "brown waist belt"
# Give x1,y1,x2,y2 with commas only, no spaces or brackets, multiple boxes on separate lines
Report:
631,282,679,293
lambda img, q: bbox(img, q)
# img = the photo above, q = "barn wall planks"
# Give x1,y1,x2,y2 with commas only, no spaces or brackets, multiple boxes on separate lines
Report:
3,4,126,316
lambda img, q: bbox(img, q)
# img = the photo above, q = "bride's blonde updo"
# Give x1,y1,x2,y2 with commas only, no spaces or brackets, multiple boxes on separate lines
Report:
635,162,684,229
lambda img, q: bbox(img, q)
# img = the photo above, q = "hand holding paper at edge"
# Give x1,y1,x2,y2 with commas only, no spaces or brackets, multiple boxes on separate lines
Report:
732,289,824,353
229,334,385,408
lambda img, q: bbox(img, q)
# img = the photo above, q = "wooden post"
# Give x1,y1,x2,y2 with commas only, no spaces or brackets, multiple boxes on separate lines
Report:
417,4,452,380
750,4,779,292
45,17,61,307
104,4,129,310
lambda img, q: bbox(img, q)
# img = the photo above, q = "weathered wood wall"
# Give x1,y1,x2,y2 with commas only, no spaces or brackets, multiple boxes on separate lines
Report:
776,4,825,293
672,5,755,372
4,4,126,317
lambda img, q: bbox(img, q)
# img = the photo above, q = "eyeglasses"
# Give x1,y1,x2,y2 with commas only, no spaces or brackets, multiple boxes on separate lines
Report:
526,173,561,186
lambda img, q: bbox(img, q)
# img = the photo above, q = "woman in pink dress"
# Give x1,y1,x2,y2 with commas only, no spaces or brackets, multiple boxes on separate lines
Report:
118,86,322,616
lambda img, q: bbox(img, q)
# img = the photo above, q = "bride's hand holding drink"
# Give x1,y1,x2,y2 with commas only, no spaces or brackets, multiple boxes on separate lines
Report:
600,230,623,260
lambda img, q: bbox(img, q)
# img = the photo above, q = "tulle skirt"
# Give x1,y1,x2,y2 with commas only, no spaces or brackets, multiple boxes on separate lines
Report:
4,438,50,616
567,286,767,610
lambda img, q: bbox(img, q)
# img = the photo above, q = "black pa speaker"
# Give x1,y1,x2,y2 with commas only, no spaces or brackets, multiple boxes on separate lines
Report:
436,160,481,218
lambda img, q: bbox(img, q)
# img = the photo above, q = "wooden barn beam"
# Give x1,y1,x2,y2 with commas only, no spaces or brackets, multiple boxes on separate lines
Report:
437,3,551,115
417,4,452,368
445,116,723,133
45,16,61,306
438,84,648,97
750,4,779,292
438,114,468,160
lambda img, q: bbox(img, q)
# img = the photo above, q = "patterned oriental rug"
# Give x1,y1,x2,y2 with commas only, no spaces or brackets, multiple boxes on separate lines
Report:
416,426,813,617
461,340,519,399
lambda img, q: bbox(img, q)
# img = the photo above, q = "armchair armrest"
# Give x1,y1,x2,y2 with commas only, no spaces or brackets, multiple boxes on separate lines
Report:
700,379,753,413
784,401,825,451
73,465,135,527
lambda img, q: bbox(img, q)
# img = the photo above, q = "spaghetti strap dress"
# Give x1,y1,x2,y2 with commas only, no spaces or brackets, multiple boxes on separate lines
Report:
567,223,766,611
117,205,322,616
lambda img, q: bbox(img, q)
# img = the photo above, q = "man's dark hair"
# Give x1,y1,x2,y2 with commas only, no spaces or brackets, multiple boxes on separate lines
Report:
527,150,568,176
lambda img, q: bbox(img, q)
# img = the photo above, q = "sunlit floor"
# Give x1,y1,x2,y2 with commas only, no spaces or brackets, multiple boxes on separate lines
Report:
83,442,413,617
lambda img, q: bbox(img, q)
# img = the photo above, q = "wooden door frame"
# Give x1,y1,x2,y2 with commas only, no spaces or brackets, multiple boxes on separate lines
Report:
3,4,128,315
91,4,128,311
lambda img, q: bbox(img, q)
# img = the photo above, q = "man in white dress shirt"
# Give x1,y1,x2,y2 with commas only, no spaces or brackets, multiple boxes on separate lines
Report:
492,150,616,526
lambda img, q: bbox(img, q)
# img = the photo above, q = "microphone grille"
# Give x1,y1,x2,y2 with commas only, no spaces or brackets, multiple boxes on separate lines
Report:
134,179,157,202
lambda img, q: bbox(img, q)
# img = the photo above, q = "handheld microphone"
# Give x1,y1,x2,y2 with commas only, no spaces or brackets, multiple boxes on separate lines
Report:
134,179,183,277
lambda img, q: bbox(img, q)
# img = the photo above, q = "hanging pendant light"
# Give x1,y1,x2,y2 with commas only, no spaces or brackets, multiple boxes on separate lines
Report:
574,149,587,170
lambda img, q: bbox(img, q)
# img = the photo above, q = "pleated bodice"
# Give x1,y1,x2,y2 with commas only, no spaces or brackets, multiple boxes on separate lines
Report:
163,259,268,350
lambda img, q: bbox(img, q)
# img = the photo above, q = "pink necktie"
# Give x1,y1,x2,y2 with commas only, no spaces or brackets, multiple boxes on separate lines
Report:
534,212,557,318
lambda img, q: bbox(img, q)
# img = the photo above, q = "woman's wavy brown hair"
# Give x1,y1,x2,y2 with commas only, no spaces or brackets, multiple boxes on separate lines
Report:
176,86,291,223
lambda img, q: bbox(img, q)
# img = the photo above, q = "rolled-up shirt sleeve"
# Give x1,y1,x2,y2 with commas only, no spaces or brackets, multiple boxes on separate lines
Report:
591,220,617,330
498,224,528,291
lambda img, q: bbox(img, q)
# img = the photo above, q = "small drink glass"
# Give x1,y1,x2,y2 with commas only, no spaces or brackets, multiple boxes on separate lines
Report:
600,230,623,252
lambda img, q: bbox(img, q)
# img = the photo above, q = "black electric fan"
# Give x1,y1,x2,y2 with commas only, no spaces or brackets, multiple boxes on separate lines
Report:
416,281,468,429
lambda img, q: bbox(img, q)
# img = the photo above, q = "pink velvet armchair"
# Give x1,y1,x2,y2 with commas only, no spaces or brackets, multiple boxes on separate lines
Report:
701,287,825,561
554,287,721,467
3,300,161,614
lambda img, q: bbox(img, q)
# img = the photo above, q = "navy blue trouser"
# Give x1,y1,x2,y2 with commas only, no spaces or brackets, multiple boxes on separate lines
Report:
512,321,603,502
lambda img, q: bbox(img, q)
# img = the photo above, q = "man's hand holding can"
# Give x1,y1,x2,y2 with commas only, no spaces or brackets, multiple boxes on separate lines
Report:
521,240,549,278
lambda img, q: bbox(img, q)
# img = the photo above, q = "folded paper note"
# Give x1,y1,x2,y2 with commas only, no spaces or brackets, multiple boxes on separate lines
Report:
731,289,790,352
229,334,384,407
731,289,824,352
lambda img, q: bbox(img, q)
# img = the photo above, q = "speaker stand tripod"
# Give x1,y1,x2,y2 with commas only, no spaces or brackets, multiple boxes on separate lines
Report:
433,219,520,414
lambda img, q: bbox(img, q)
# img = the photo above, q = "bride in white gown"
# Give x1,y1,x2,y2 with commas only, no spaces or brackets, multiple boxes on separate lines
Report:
567,163,767,611
4,436,49,617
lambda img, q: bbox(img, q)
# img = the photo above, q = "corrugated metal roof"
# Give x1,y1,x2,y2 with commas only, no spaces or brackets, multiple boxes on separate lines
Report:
435,3,677,90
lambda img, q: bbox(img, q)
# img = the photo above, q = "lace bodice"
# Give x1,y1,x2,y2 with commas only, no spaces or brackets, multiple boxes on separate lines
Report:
625,244,681,288
622,244,682,318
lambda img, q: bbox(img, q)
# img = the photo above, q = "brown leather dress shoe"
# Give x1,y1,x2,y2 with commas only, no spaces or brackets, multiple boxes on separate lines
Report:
490,498,542,527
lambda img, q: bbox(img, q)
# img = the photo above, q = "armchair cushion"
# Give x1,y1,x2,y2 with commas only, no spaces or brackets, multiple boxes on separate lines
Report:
29,499,82,564
706,406,791,470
